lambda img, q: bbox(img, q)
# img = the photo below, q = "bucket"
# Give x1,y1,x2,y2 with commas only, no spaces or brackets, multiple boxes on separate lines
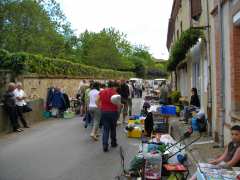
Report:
191,117,199,131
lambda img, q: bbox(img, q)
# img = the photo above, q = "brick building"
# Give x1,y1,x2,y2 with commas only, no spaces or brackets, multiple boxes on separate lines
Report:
210,0,240,145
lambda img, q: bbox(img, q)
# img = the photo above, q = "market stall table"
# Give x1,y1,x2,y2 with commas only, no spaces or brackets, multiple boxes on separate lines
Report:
127,134,188,179
196,163,240,180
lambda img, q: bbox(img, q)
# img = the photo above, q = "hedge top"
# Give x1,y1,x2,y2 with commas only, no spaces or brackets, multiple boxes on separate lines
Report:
0,49,134,79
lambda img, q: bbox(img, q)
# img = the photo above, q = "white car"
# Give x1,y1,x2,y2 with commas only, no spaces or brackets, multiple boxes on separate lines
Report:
153,78,166,90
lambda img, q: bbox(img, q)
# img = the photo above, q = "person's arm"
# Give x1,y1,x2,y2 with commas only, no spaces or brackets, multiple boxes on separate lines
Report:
15,91,26,100
16,96,23,100
14,91,23,101
190,95,194,106
226,147,240,167
96,95,101,108
208,147,228,165
126,85,130,97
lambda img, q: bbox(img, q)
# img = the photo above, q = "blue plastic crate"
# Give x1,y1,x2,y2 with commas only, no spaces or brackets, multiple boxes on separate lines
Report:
160,105,176,115
129,115,141,120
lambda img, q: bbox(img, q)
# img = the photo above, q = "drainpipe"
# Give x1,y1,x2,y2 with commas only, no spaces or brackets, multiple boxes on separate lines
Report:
218,0,225,147
206,0,212,136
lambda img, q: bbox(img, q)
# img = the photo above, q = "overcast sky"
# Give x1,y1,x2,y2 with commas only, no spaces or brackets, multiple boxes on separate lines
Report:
56,0,173,59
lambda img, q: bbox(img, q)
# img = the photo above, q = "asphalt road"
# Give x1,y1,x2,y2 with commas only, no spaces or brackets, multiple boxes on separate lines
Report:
0,98,142,180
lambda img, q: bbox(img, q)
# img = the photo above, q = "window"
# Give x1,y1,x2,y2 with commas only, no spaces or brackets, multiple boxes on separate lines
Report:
190,0,202,21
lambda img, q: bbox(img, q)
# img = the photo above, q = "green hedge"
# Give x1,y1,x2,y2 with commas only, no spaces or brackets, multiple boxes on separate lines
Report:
0,49,134,79
167,28,204,71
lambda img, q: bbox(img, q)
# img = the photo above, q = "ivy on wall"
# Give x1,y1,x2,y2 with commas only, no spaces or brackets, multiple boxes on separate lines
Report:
0,49,134,79
167,28,204,71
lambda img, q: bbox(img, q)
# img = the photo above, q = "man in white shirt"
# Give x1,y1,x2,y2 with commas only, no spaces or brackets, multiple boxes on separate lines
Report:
88,82,101,141
14,82,30,128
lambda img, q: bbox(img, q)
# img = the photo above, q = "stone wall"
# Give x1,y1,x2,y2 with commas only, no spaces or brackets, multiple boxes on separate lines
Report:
0,74,118,133
0,99,44,133
18,75,106,101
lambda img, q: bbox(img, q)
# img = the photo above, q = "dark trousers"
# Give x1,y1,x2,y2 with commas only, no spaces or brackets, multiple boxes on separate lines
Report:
16,106,28,127
6,107,19,131
83,110,92,128
101,111,118,148
139,90,142,98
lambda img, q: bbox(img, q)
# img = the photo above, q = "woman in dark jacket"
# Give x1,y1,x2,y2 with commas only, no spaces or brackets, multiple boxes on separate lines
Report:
181,88,200,123
190,88,200,108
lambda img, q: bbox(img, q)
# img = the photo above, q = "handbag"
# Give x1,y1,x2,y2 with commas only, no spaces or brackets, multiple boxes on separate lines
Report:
22,104,32,113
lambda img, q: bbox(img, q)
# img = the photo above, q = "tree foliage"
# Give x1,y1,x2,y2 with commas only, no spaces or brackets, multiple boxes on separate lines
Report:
0,0,168,78
77,28,136,71
0,0,72,57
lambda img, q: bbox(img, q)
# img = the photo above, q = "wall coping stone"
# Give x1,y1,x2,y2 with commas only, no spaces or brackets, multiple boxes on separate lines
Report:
20,74,130,80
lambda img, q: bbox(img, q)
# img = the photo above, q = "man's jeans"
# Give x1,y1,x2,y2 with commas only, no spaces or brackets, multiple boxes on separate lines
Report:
101,111,118,148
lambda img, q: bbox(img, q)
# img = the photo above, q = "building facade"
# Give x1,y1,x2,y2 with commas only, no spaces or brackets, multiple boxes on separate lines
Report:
167,0,213,134
167,0,240,145
210,0,240,145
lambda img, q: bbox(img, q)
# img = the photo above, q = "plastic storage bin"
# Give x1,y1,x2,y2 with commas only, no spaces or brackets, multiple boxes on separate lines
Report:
128,119,136,124
160,105,176,116
127,126,143,138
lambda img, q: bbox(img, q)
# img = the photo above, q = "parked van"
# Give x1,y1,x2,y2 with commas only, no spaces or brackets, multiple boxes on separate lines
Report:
129,78,143,85
153,78,166,90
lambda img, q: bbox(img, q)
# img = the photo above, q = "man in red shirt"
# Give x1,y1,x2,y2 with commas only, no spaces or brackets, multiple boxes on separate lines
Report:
96,81,120,152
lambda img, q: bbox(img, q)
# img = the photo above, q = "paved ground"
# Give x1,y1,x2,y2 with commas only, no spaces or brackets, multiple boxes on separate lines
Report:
0,96,225,180
0,98,143,180
170,118,224,176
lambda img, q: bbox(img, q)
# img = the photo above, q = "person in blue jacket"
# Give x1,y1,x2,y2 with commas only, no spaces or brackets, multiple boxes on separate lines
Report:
51,87,66,118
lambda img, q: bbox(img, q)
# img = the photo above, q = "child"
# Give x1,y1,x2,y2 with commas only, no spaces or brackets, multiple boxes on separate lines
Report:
190,125,240,180
141,99,150,117
144,112,153,137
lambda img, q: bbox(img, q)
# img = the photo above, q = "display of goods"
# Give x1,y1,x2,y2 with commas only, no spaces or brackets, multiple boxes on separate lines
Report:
144,153,162,180
154,122,169,134
129,115,141,120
